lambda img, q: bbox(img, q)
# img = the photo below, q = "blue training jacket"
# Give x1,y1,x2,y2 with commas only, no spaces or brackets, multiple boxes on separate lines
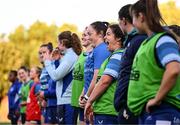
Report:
8,79,22,111
114,30,147,112
44,60,59,106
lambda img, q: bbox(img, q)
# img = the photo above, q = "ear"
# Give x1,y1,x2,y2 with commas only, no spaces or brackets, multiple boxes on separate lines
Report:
139,12,145,23
116,37,121,42
99,31,104,38
122,17,127,25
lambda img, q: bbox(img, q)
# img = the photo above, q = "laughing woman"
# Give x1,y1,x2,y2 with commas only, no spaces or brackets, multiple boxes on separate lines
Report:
84,24,125,124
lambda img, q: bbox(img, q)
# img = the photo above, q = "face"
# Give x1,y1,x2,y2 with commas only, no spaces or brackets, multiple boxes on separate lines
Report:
118,18,126,33
132,12,145,34
81,28,91,47
87,25,99,45
104,28,119,52
8,72,16,82
58,40,66,52
30,67,38,80
39,46,50,63
18,69,28,82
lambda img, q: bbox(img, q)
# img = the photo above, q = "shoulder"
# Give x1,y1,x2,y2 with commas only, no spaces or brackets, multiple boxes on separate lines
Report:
110,52,123,61
131,34,147,42
63,48,78,61
94,42,107,51
156,35,178,47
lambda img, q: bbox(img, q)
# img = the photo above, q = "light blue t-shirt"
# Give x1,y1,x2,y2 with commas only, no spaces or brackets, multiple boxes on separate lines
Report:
84,42,110,94
156,35,180,67
84,51,94,94
93,42,111,69
103,51,123,79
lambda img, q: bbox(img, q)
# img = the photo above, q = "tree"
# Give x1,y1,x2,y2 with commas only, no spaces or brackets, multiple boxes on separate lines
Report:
0,21,81,102
160,0,180,25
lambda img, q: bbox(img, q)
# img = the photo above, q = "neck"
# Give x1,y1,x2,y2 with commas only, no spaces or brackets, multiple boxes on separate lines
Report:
125,24,134,34
114,44,122,51
146,29,154,37
33,77,39,83
95,38,103,47
12,79,17,83
86,44,93,52
24,78,30,83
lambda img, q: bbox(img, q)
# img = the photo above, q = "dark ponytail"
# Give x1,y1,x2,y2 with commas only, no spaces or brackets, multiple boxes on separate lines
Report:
118,4,132,24
131,0,166,33
90,21,109,37
58,31,82,55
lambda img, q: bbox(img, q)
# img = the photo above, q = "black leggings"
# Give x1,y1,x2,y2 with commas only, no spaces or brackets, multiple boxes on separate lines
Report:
21,113,26,124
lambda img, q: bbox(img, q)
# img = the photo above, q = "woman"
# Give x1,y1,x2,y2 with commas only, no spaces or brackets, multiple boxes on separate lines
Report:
38,42,60,125
80,21,111,104
7,70,21,125
71,27,93,125
18,66,33,125
26,66,41,125
128,0,180,124
84,24,124,124
43,31,82,124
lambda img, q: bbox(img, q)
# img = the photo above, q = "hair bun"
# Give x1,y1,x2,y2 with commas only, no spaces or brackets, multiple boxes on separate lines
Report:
102,21,109,27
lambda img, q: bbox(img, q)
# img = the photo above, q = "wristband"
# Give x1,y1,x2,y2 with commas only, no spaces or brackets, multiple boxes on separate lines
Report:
84,94,89,100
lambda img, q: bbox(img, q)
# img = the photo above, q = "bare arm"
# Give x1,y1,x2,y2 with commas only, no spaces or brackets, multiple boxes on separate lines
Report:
146,61,180,112
84,75,113,119
88,75,113,104
86,69,99,97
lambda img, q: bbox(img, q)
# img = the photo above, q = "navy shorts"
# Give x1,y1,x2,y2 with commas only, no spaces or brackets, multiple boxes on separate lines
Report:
139,102,180,125
94,114,118,125
57,104,76,124
118,104,138,124
44,106,58,124
73,107,84,122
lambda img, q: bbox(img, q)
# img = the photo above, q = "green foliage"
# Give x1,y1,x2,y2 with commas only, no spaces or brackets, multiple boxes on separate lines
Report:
160,0,180,25
0,21,81,101
0,42,23,101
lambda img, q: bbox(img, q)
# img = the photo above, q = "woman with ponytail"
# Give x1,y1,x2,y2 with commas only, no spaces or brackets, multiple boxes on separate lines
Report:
79,21,111,124
84,24,125,124
38,42,60,124
128,0,180,124
43,31,82,124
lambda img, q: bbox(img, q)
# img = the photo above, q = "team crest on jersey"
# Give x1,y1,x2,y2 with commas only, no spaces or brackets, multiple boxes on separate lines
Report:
130,68,140,81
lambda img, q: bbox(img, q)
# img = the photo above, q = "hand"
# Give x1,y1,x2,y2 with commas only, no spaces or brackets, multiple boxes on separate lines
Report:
51,48,62,60
41,100,47,108
20,101,27,106
84,101,93,122
79,95,87,108
43,52,51,61
39,91,44,98
7,113,11,120
146,98,161,113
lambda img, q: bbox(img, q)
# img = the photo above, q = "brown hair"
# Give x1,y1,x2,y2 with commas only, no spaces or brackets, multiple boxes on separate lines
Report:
34,66,42,78
58,31,82,55
40,42,53,53
90,21,109,37
131,0,166,33
109,24,125,47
